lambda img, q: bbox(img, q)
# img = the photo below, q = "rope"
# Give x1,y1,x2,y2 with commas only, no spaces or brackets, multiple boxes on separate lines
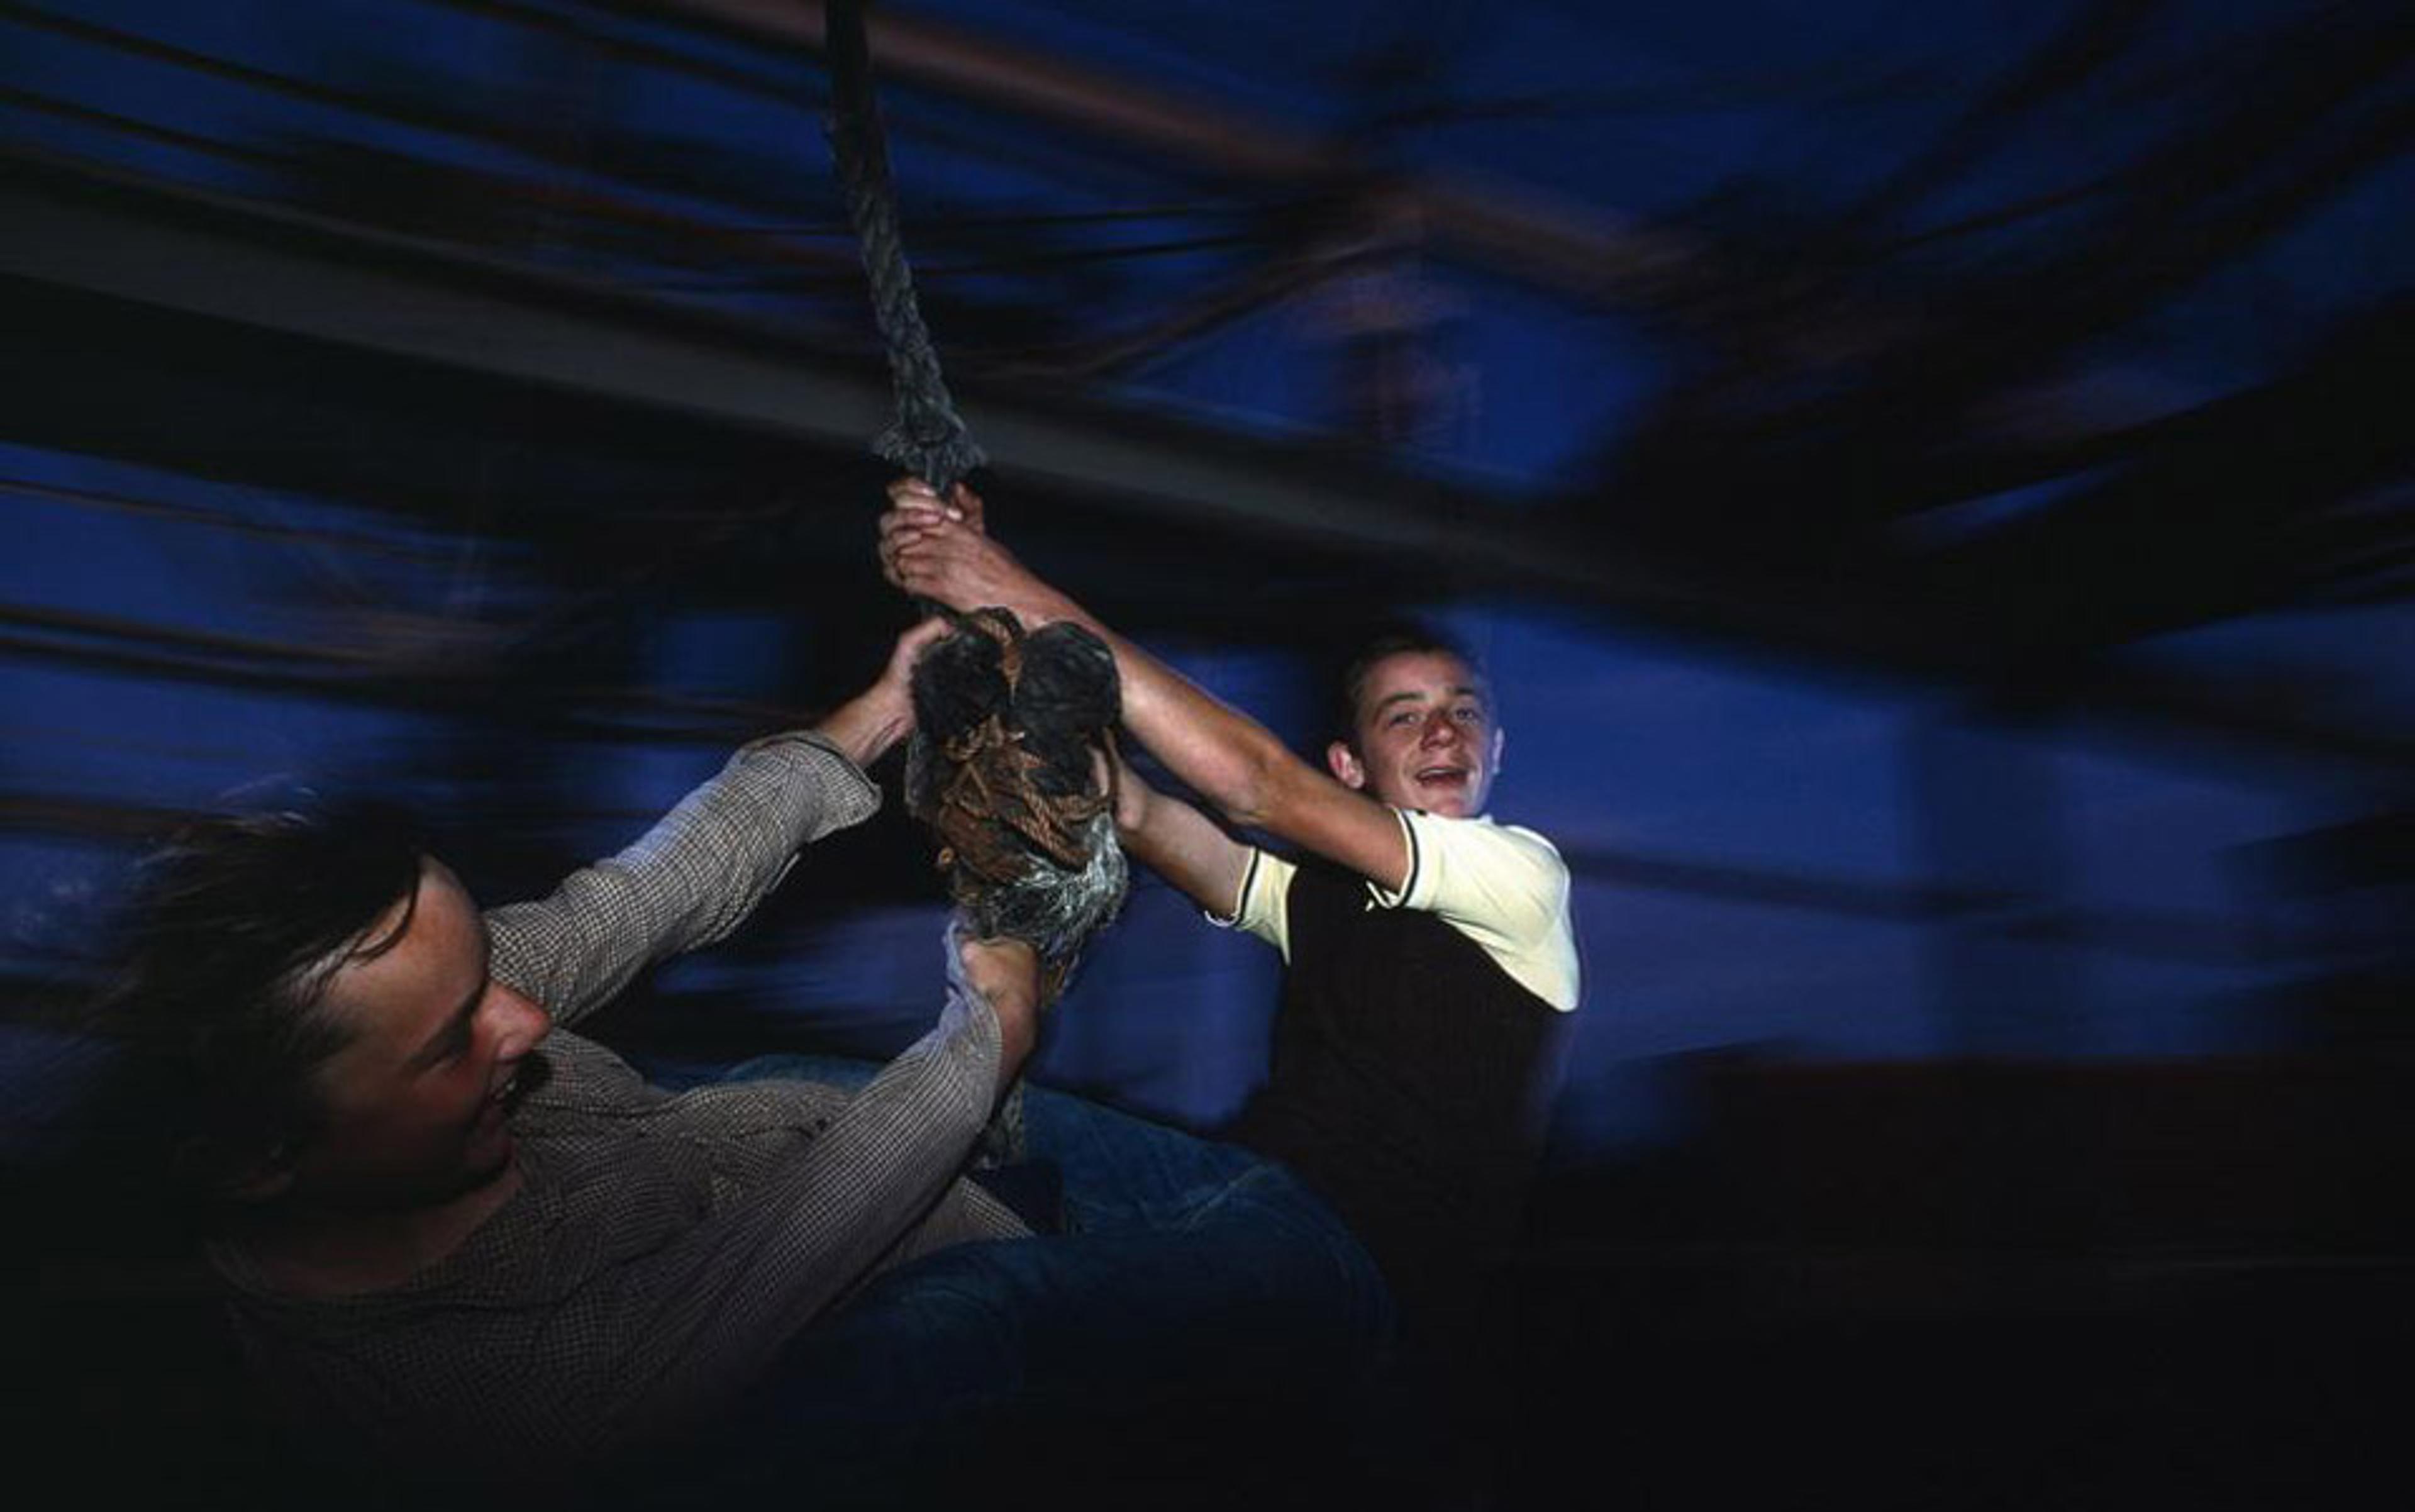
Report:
823,0,987,495
819,8,1125,1169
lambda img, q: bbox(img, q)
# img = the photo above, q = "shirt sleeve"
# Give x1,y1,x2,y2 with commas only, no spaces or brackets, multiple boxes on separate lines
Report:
1209,846,1299,959
1372,811,1581,1011
635,923,1013,1421
482,731,882,1027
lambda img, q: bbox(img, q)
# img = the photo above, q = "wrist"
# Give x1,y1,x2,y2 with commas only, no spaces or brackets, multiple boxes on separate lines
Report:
1019,586,1091,636
813,685,913,768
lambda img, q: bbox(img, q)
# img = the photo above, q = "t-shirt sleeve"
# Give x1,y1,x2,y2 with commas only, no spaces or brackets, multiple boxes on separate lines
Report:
1372,810,1580,1011
1208,846,1299,960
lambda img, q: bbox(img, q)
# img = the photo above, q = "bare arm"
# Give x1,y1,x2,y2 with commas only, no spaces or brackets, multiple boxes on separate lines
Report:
881,481,1411,893
1108,747,1253,918
810,615,950,767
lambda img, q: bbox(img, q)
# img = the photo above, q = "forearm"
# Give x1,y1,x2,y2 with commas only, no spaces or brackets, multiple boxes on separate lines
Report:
1001,587,1298,831
485,611,945,1023
647,969,1013,1413
811,681,914,769
648,929,1045,1410
1018,593,1409,894
1114,767,1253,917
484,733,880,1025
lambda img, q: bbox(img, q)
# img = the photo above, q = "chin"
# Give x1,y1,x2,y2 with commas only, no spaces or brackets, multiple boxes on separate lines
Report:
455,1125,517,1187
473,1130,518,1175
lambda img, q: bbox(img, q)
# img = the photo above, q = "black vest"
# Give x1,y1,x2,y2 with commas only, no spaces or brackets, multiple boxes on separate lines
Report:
1232,854,1571,1309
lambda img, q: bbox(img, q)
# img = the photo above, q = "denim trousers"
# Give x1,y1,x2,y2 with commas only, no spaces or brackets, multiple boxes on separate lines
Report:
662,1057,1393,1500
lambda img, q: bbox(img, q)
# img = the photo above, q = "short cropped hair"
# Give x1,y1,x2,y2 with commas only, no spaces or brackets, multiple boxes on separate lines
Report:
1329,620,1488,750
94,804,425,1197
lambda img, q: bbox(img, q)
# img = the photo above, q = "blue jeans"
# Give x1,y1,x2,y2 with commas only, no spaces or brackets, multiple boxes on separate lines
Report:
669,1057,1391,1499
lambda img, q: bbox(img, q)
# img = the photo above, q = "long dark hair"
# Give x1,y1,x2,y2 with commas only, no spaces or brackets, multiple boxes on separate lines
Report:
91,803,426,1201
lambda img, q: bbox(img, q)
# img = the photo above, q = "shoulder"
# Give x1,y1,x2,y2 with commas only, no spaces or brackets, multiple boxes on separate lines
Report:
1394,811,1568,898
1383,812,1580,1009
1475,816,1565,869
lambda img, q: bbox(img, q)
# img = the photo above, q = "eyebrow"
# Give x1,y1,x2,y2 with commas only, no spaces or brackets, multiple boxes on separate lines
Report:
406,982,484,1069
1373,684,1486,713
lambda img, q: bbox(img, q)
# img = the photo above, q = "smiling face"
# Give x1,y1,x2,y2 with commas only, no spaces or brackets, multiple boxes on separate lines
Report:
277,859,550,1209
1327,650,1502,818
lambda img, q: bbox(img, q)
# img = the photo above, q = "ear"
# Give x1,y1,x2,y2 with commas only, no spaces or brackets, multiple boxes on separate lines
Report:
1490,726,1506,774
1326,740,1367,791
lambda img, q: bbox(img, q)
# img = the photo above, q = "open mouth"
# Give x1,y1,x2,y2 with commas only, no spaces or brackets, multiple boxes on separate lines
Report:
491,1067,533,1115
473,1079,517,1137
493,1053,550,1113
1414,765,1468,786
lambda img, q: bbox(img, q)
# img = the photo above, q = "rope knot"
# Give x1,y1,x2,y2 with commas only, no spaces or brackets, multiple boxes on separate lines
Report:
904,608,1127,998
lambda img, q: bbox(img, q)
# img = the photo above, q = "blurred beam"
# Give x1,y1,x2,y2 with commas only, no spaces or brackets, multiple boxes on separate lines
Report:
0,597,826,745
1568,842,2306,965
0,792,189,845
4,155,2406,777
0,154,1765,627
0,12,875,284
641,0,1690,297
0,153,895,441
0,782,2311,969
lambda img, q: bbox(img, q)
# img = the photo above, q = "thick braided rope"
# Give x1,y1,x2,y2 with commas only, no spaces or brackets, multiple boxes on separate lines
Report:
824,7,1031,1167
823,0,987,495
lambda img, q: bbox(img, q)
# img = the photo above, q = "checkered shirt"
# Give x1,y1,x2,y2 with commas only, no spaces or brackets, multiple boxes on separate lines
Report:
209,733,1028,1474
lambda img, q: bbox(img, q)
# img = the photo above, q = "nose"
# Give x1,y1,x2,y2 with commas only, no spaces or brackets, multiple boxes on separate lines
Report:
487,984,552,1062
1419,710,1460,747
